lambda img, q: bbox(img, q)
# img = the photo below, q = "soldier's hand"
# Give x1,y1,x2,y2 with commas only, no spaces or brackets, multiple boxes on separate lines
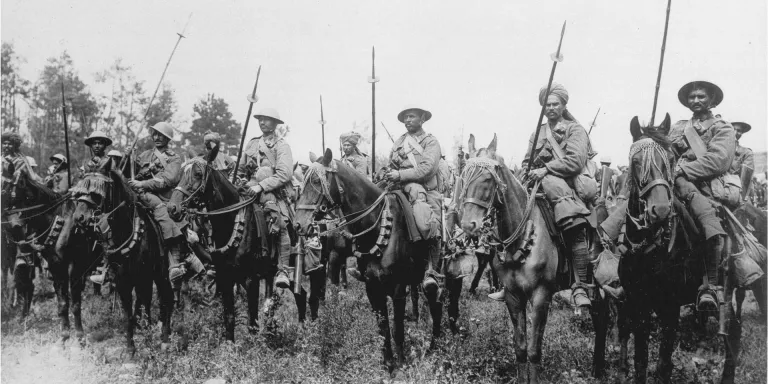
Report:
529,167,548,182
127,179,144,192
385,170,400,182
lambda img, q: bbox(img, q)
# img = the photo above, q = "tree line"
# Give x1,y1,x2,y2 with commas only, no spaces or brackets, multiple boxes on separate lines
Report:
1,42,241,171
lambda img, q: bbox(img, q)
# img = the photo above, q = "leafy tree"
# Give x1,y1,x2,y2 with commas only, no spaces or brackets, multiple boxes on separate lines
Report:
1,42,30,133
185,93,241,150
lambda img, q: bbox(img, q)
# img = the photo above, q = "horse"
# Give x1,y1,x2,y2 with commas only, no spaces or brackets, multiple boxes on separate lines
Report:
457,135,612,383
294,149,451,373
1,162,79,323
168,150,323,341
72,157,173,353
618,115,750,384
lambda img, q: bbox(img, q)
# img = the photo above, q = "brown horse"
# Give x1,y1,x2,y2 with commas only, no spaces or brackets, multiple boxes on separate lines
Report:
458,135,611,383
294,149,448,373
72,158,173,353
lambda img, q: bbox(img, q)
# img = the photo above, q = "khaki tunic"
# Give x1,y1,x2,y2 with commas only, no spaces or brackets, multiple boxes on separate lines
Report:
341,151,369,176
237,134,294,219
46,169,70,194
730,142,754,174
135,147,183,239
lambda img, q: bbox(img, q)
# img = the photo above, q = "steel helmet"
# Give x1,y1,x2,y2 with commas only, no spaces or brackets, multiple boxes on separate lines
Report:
253,108,284,124
25,156,37,167
49,154,67,164
85,131,113,146
599,156,612,164
397,105,432,123
151,122,175,140
107,150,124,158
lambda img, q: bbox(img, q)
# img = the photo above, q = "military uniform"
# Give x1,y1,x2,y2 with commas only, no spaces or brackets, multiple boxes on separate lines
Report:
46,169,70,194
341,151,369,176
135,147,184,240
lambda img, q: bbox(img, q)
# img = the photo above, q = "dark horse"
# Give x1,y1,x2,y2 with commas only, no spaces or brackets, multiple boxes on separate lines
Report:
295,149,450,373
619,115,751,384
458,135,612,383
72,158,173,353
1,163,86,330
168,151,323,341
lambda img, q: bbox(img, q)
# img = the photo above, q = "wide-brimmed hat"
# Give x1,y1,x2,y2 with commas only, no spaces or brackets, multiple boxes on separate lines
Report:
397,105,432,123
677,81,723,108
253,108,284,124
732,122,751,133
85,131,113,146
49,154,67,163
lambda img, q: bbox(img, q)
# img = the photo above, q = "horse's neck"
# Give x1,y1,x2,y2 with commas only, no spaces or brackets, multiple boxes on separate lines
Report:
205,174,238,235
337,170,382,234
497,171,528,239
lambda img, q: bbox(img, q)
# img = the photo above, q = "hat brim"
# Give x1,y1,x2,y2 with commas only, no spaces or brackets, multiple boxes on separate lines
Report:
732,122,751,133
678,81,723,108
397,108,432,123
49,155,67,163
85,137,113,147
253,115,284,125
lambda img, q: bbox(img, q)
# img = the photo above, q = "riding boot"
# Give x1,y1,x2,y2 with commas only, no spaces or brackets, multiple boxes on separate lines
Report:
88,256,112,285
567,226,592,308
697,235,724,312
422,239,444,294
675,177,726,240
275,230,293,289
168,240,187,283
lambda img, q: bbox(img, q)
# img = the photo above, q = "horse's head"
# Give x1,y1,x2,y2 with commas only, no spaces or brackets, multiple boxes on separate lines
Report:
169,157,210,218
3,165,59,239
295,149,342,236
459,136,505,236
627,113,675,225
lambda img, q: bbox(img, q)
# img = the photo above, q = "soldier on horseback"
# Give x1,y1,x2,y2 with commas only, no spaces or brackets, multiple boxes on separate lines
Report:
521,83,597,308
238,108,296,289
45,154,70,194
203,130,235,177
669,81,736,311
383,105,444,292
2,132,41,182
340,131,369,177
729,122,754,195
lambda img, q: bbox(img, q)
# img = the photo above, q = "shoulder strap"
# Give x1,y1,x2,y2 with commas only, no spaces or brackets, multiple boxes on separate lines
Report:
402,134,425,168
153,148,169,168
683,120,708,158
544,125,566,160
258,138,277,167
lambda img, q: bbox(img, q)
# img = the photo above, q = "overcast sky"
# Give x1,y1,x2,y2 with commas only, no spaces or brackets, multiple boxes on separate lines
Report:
2,0,766,167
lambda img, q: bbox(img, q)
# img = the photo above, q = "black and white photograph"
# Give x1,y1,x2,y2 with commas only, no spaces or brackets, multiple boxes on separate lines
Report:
1,1,766,383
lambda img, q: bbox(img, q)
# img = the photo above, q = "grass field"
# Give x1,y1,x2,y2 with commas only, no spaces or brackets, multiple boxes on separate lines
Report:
1,266,766,384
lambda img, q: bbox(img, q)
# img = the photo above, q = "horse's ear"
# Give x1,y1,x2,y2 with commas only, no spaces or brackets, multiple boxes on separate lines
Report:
468,134,476,156
321,148,333,166
658,113,671,136
487,133,498,156
630,116,643,141
309,151,318,163
206,144,220,164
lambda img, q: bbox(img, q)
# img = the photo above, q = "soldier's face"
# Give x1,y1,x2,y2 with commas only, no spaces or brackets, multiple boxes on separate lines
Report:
687,88,711,113
259,117,278,134
545,95,565,121
403,110,424,133
734,129,743,140
2,140,14,155
90,139,107,156
342,142,354,156
52,159,62,167
153,130,170,149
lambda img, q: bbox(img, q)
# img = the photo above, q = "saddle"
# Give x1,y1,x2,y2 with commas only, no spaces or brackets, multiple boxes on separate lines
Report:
391,189,426,243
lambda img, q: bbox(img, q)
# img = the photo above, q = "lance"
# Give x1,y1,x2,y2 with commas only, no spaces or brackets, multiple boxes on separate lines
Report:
588,107,601,135
368,46,379,173
60,79,71,187
121,13,192,172
319,95,326,152
231,65,262,183
380,121,395,143
650,0,672,127
525,21,567,174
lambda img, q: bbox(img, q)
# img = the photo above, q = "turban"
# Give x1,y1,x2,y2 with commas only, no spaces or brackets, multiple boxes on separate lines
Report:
1,131,22,148
203,130,221,144
539,82,569,106
340,131,361,146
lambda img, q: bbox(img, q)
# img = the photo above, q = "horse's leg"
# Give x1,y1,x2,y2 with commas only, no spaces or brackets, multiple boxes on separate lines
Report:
721,288,741,384
366,280,395,373
655,294,680,383
53,271,71,342
70,272,86,343
489,249,501,290
617,299,631,375
339,245,348,290
218,271,236,341
446,277,463,335
528,286,553,384
633,304,651,384
590,289,608,378
117,277,137,355
13,263,33,318
505,290,529,384
245,277,260,333
407,283,419,322
425,276,444,340
327,247,340,287
392,287,407,366
470,255,486,294
136,276,153,328
734,287,745,320
154,274,174,348
749,277,767,318
308,270,325,321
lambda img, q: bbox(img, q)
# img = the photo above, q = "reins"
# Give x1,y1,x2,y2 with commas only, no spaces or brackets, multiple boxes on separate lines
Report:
2,192,72,224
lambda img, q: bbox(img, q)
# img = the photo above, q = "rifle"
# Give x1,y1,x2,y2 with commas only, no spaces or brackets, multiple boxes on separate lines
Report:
232,66,262,183
650,0,672,126
588,107,601,135
368,46,380,174
60,80,71,187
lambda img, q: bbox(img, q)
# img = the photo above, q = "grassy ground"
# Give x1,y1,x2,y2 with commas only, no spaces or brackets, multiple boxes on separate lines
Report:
1,266,766,384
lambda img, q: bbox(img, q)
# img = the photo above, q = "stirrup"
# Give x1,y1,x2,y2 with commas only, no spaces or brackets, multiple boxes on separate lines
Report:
488,289,506,302
572,287,591,308
275,270,291,289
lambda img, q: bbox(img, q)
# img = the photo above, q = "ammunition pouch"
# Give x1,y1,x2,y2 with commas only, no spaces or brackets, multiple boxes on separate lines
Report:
710,174,742,208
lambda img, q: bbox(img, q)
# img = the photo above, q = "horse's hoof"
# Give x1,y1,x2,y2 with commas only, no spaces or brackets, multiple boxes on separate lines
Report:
75,330,85,340
60,330,70,342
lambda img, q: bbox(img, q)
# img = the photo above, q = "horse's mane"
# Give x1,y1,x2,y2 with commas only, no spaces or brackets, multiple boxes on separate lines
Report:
181,156,239,205
495,161,528,227
108,169,137,205
208,161,239,199
640,129,671,149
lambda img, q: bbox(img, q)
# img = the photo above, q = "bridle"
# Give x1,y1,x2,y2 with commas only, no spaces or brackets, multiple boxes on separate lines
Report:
174,158,211,209
626,138,674,230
